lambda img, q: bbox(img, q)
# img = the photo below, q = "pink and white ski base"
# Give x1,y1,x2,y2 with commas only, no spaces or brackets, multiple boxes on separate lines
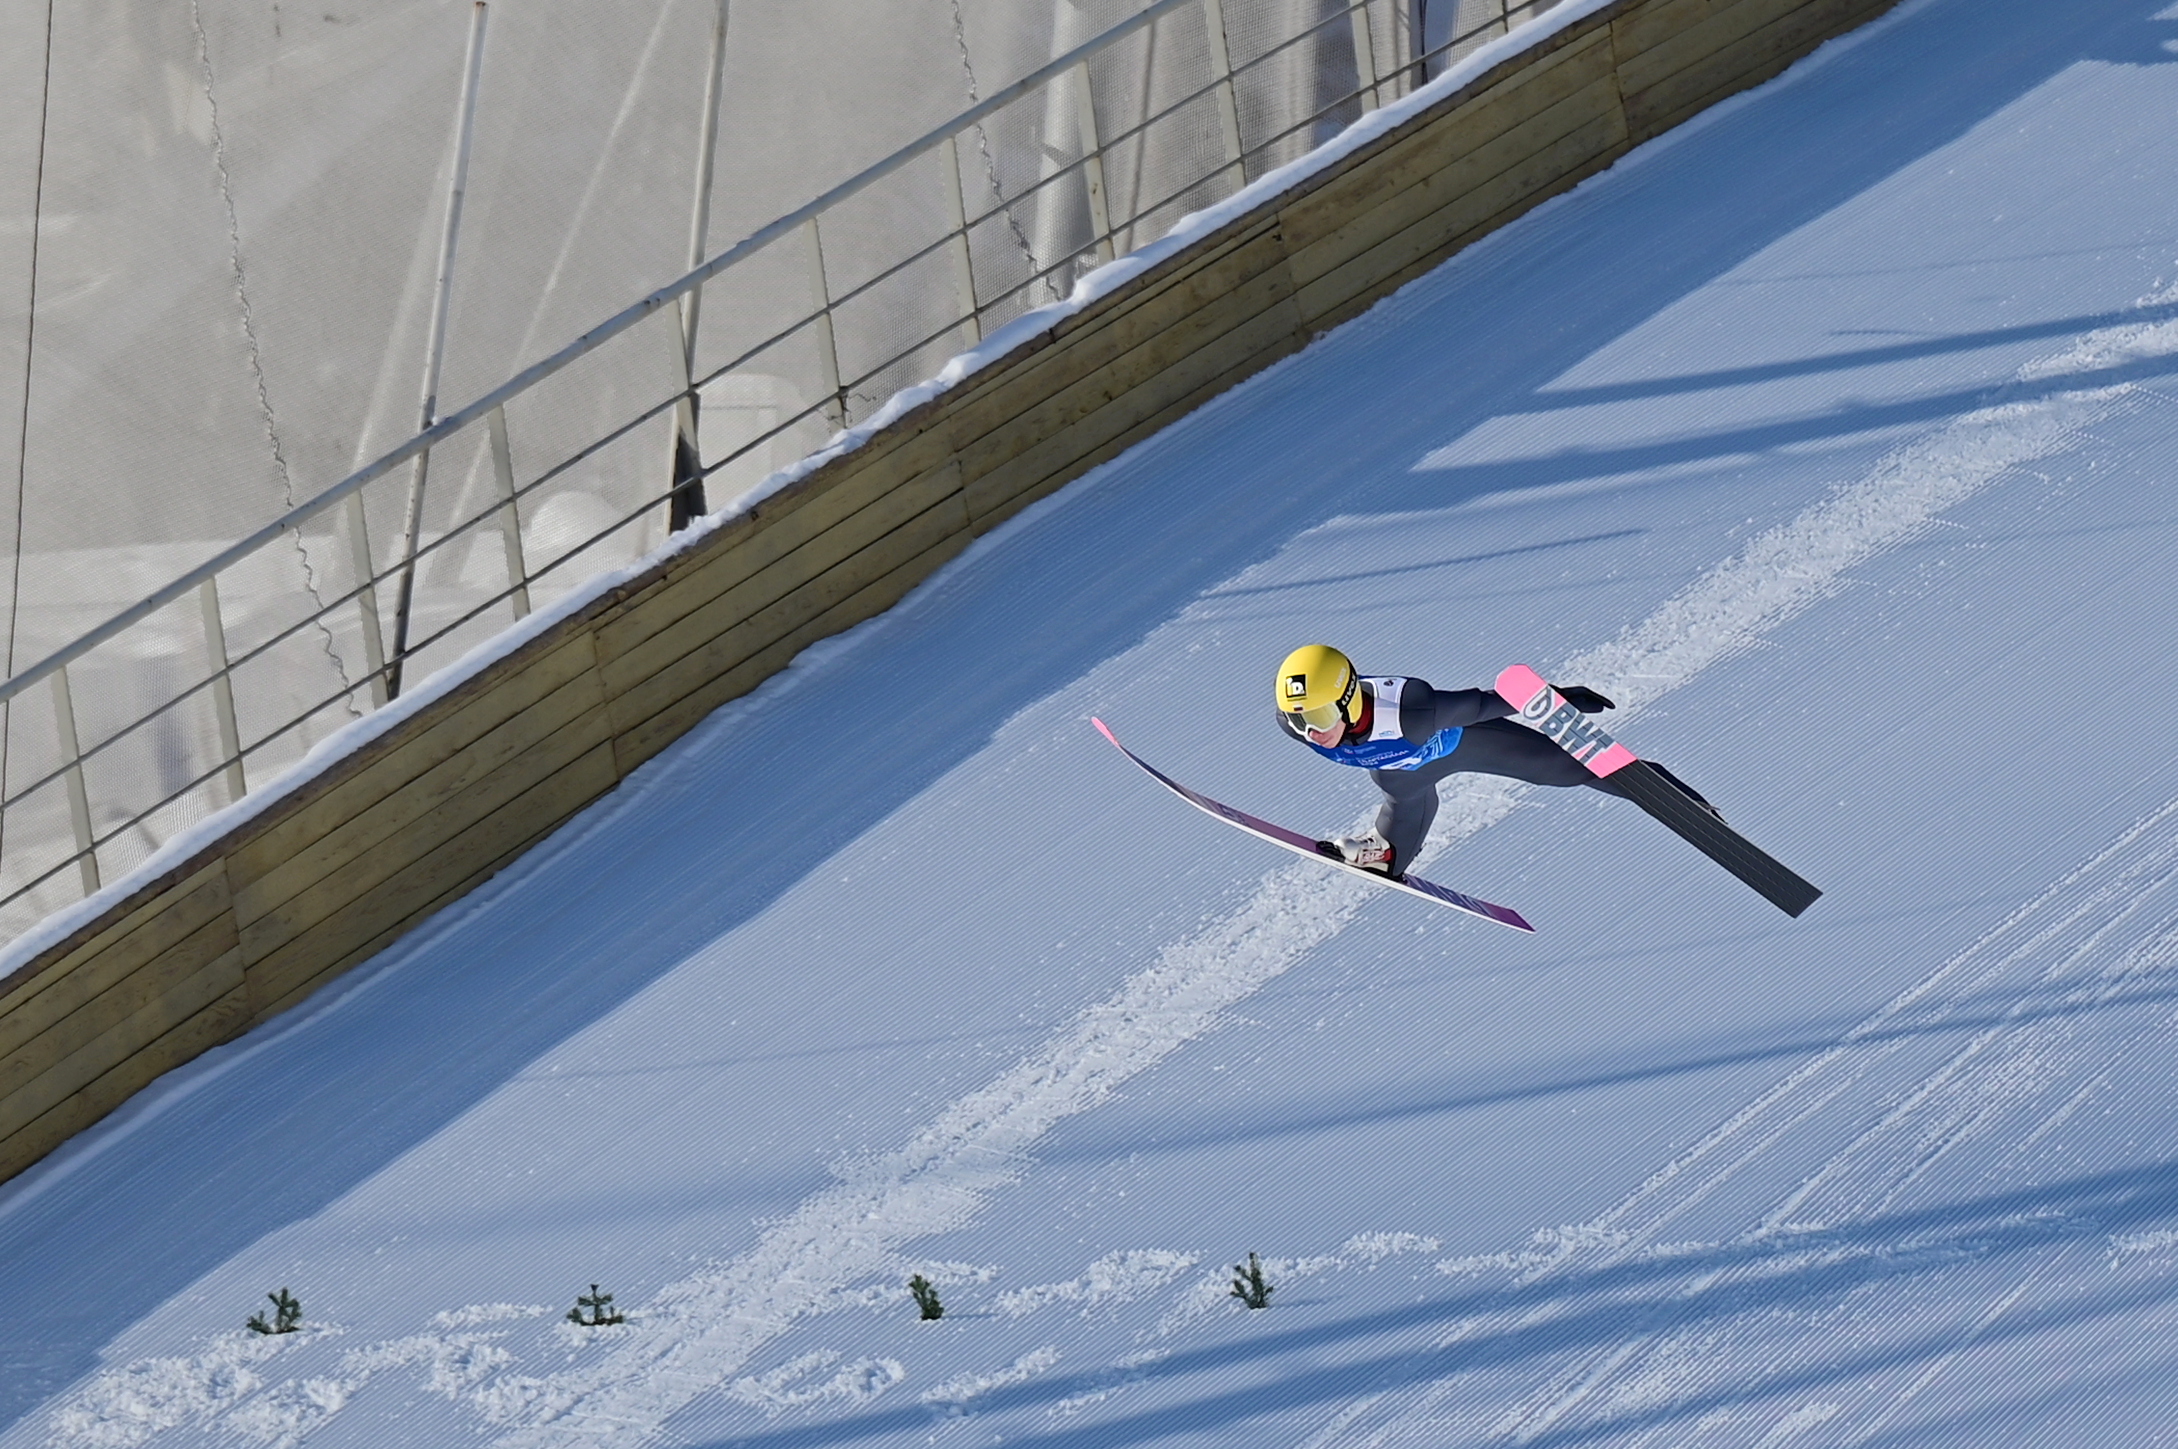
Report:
1093,719,1535,932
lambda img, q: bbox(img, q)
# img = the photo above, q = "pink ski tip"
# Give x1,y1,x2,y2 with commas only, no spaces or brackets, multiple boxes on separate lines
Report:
1091,716,1119,746
1589,742,1638,777
1495,663,1548,710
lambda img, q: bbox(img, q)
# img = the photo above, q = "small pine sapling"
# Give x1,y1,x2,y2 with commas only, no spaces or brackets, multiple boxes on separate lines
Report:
1229,1253,1274,1310
908,1273,945,1321
567,1284,626,1327
246,1288,303,1335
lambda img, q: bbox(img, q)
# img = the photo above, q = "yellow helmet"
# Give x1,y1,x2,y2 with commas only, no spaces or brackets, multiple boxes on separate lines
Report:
1275,644,1359,732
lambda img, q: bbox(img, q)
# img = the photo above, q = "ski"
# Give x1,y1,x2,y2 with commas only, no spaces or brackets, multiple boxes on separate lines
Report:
1495,665,1822,917
1092,718,1535,932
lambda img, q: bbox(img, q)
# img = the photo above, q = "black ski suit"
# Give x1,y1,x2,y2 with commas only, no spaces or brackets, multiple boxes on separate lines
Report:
1276,677,1637,869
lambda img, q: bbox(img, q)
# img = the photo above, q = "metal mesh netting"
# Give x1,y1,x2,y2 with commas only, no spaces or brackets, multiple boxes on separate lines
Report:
0,0,1521,939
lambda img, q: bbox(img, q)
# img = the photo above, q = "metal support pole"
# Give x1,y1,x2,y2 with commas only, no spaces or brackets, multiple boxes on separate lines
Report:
198,578,247,804
941,134,980,342
51,665,97,896
665,301,705,537
1073,61,1116,265
344,492,389,707
670,0,730,532
1350,0,1379,111
389,0,488,700
1200,0,1247,187
487,406,530,620
1123,13,1161,252
804,215,847,430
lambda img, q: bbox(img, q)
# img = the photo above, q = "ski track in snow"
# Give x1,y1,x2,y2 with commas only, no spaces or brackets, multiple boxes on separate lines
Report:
1305,670,2178,1433
36,270,2178,1449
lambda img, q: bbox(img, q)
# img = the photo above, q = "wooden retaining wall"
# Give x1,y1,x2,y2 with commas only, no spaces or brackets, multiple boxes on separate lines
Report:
0,0,1899,1186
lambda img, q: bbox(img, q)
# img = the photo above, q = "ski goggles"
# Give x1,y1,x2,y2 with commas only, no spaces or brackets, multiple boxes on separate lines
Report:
1293,699,1349,732
1289,674,1360,732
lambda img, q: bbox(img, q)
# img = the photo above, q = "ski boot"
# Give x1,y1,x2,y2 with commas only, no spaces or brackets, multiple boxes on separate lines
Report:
1317,828,1400,879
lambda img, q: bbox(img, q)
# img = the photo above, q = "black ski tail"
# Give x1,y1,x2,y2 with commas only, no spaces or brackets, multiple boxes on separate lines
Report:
1610,761,1821,917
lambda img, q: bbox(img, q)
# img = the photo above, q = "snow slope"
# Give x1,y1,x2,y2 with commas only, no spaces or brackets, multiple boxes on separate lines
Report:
7,0,2178,1443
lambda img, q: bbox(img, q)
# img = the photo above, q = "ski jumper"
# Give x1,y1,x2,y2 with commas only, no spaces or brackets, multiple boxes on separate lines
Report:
1275,675,1623,866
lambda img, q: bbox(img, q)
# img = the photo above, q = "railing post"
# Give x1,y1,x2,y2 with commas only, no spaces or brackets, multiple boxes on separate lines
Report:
669,0,731,533
488,406,530,620
343,492,390,708
198,578,247,804
1073,61,1117,265
665,302,706,536
390,0,489,700
1199,0,1247,187
50,664,97,897
941,134,981,342
804,215,848,429
1350,0,1380,111
1122,12,1162,253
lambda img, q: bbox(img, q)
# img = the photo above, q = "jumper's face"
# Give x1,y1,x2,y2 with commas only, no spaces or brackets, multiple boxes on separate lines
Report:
1304,718,1347,747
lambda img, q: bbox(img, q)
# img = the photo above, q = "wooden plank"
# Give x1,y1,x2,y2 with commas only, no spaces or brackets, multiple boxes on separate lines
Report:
0,858,229,1018
1280,25,1618,255
1612,0,1734,60
238,699,616,966
0,908,240,1109
958,246,1300,491
609,488,975,770
591,421,962,666
232,662,609,929
1298,140,1625,340
599,461,967,705
1294,104,1629,330
964,297,1307,529
1622,0,1893,140
943,213,1282,416
247,767,611,1024
0,982,251,1189
611,527,978,780
1270,0,1624,227
972,314,1311,538
608,624,819,782
0,935,245,1141
228,629,601,886
1616,0,1810,99
242,742,623,1016
0,860,232,1059
244,762,603,1025
938,221,1291,459
1286,69,1627,294
800,529,978,651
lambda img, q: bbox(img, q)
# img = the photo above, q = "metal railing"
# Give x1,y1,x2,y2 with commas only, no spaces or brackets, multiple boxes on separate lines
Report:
0,0,1559,934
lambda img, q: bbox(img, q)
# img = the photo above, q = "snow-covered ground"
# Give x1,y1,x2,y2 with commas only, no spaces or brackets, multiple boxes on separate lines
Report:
8,0,2178,1443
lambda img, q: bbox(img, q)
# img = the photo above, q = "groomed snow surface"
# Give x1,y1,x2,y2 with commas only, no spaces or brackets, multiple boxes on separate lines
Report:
8,0,2178,1443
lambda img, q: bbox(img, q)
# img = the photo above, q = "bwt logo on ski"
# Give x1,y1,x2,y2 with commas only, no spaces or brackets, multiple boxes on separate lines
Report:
1522,689,1619,763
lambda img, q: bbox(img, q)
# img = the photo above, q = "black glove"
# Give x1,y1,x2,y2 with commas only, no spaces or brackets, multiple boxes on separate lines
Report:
1553,684,1614,713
